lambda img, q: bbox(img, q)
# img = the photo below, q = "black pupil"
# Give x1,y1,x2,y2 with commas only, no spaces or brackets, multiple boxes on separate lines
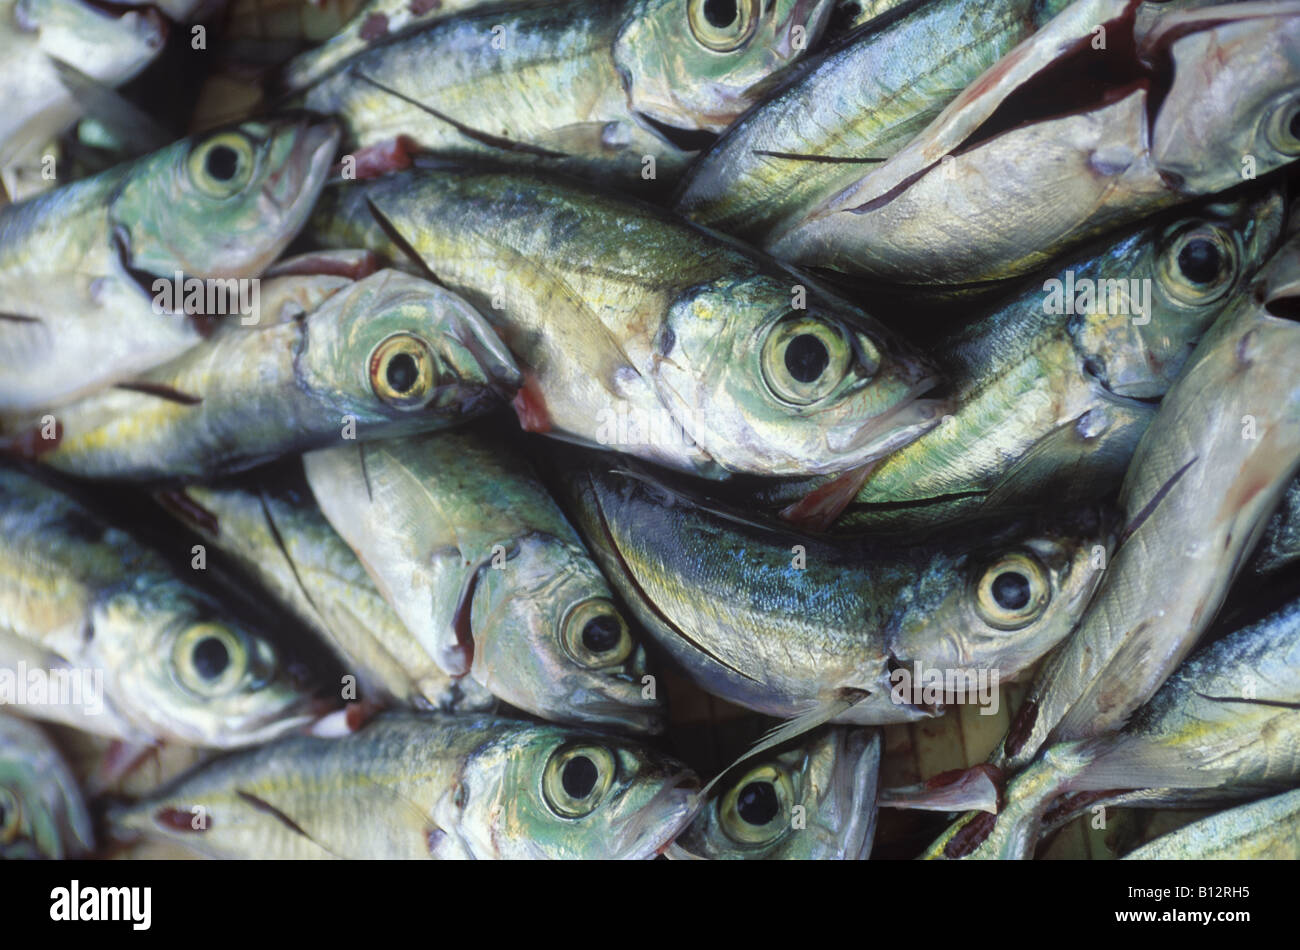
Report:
736,781,779,826
581,615,622,654
992,571,1031,612
386,352,419,393
562,756,599,799
1178,238,1222,285
784,334,829,384
1289,109,1300,141
192,636,230,680
703,0,738,28
205,145,239,182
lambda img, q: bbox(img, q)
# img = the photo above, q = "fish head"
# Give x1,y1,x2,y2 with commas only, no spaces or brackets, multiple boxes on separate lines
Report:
0,719,93,859
296,269,520,425
652,273,944,475
16,0,166,78
670,727,880,860
1070,191,1287,399
108,116,340,281
461,725,698,859
95,589,327,747
468,534,665,734
1149,6,1300,192
614,0,835,135
892,512,1113,686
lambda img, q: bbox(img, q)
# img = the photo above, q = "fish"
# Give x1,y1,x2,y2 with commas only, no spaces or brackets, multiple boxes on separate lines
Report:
768,0,1300,287
667,726,881,859
923,594,1300,859
675,0,1047,243
4,268,519,479
564,463,1111,729
991,228,1300,773
107,711,699,859
302,430,665,734
283,0,534,91
0,712,93,858
0,0,165,183
1124,788,1300,859
156,466,496,714
0,465,332,746
308,164,944,478
298,0,835,184
1252,475,1300,577
764,192,1287,533
0,116,339,412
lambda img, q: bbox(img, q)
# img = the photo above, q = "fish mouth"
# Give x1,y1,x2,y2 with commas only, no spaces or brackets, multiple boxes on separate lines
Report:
274,117,341,208
611,770,701,859
828,377,950,463
825,729,881,860
569,690,666,736
442,315,522,395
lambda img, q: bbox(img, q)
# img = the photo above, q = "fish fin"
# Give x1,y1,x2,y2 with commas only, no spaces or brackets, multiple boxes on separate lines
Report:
1072,736,1232,793
751,150,887,164
879,764,1004,814
48,59,171,156
1118,455,1199,545
113,380,203,405
352,71,569,159
696,691,870,802
362,196,448,286
779,462,878,532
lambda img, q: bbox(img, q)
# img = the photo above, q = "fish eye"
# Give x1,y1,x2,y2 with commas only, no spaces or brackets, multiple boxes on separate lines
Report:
1263,92,1300,157
542,745,616,818
0,787,19,844
561,598,635,669
973,552,1051,630
186,132,256,199
688,0,759,52
173,622,250,697
369,333,438,409
760,314,858,406
720,764,793,846
1157,223,1238,306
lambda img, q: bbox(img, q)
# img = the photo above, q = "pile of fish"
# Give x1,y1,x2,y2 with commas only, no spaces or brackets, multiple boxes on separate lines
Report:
1,0,1298,860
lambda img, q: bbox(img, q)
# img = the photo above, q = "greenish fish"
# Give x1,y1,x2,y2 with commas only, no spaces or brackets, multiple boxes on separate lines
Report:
769,0,1300,287
992,230,1300,773
0,0,164,178
0,712,93,858
668,727,880,859
1124,788,1300,860
676,0,1047,242
108,711,699,859
303,431,664,733
0,116,339,412
565,463,1110,728
284,0,533,91
924,595,1300,859
769,192,1286,533
0,465,330,746
299,0,834,184
309,165,943,479
4,268,518,479
157,468,496,714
